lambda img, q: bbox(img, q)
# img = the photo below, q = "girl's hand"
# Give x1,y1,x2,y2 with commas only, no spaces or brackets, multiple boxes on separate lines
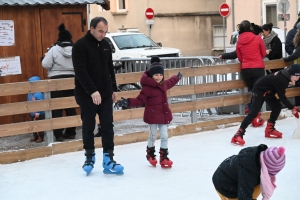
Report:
177,72,182,80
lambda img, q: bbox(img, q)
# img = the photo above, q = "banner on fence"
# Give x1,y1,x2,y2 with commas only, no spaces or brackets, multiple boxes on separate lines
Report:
0,56,22,76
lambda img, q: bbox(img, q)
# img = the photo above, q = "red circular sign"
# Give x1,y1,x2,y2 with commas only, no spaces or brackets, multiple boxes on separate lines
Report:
219,3,230,17
145,8,154,20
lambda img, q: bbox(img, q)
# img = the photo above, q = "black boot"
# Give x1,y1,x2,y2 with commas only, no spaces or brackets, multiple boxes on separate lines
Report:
82,149,96,176
146,146,157,166
159,148,173,168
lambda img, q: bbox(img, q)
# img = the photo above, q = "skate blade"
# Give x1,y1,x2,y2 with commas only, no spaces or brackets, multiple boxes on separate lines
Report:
103,169,124,175
83,166,93,176
160,165,172,169
231,141,245,146
148,161,157,167
265,135,282,139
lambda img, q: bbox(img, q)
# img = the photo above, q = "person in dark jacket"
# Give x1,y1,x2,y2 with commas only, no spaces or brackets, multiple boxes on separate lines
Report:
283,22,300,63
218,23,263,60
262,23,282,61
231,64,300,145
285,17,300,55
72,17,124,175
115,60,181,168
283,22,300,106
212,144,286,200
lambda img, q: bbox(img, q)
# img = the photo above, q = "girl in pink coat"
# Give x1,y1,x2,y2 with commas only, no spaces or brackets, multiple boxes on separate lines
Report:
116,59,181,168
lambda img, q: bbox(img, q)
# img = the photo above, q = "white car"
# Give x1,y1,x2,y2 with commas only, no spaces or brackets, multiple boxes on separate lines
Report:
104,32,183,60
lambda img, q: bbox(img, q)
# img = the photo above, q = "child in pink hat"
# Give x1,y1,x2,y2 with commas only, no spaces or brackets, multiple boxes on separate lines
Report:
212,144,285,199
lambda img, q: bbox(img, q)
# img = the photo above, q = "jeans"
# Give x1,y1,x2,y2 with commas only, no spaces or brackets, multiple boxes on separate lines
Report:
148,124,168,149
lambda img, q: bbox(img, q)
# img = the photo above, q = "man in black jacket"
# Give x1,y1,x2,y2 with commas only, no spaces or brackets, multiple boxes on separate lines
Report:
72,17,124,175
231,64,300,146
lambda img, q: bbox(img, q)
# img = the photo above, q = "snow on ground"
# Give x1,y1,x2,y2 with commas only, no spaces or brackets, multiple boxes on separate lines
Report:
0,116,300,200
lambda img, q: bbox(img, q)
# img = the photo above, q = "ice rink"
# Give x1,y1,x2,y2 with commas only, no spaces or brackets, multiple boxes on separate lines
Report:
1,117,300,200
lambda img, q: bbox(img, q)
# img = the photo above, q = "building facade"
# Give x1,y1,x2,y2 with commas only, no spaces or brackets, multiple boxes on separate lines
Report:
226,0,299,45
90,0,225,56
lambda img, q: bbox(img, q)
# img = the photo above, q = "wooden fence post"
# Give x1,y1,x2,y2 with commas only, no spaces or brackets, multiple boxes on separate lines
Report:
44,91,54,144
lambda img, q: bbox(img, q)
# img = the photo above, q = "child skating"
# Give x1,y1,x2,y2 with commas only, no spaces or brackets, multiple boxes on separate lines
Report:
232,64,300,145
116,58,181,168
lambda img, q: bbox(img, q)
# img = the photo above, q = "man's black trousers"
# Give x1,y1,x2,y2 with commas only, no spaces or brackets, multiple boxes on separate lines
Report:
75,95,114,152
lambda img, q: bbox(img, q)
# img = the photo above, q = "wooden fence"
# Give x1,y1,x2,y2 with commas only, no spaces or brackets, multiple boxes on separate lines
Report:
0,59,297,164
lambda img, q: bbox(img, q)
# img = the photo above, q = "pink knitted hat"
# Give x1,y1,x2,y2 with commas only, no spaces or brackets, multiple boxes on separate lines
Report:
263,147,286,176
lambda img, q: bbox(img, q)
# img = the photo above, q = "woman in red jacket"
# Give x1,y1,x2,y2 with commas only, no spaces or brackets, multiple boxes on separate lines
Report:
116,59,181,168
234,20,267,135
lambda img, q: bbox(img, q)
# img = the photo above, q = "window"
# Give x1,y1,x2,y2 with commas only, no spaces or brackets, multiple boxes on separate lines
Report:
212,25,227,50
112,34,158,50
266,4,277,26
118,0,126,11
262,0,277,26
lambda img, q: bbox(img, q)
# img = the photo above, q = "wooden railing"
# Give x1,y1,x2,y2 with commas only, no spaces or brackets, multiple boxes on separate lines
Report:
0,59,297,163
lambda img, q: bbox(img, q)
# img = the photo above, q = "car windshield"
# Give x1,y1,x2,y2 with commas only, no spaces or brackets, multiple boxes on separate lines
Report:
112,34,158,50
230,34,238,45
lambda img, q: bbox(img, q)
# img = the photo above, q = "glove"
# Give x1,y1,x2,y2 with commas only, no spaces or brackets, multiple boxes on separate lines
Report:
177,72,182,80
115,97,129,109
292,106,299,118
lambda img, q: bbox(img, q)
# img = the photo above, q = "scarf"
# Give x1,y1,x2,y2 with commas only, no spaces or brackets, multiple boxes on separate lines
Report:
263,30,278,49
260,153,277,200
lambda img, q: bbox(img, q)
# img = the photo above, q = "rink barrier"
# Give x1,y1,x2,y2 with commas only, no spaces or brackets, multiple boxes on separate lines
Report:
0,59,296,164
0,112,284,164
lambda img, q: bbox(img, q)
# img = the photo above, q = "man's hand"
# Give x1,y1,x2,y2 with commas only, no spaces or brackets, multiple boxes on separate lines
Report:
91,91,101,105
112,92,117,103
292,106,299,118
34,113,40,118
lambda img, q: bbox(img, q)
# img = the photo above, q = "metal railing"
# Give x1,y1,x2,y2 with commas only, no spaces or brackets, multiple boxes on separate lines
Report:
113,56,243,121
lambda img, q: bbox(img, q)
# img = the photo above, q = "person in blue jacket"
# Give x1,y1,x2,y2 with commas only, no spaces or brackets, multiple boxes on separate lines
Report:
27,76,45,143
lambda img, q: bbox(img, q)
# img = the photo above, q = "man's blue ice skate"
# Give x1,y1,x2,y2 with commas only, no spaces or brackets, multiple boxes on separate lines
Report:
102,150,124,175
82,149,96,176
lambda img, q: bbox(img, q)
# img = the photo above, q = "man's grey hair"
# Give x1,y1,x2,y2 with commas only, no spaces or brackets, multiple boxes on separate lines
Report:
90,17,108,28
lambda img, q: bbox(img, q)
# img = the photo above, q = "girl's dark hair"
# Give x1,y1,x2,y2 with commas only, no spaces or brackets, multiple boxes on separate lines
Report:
262,23,273,32
237,20,253,34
